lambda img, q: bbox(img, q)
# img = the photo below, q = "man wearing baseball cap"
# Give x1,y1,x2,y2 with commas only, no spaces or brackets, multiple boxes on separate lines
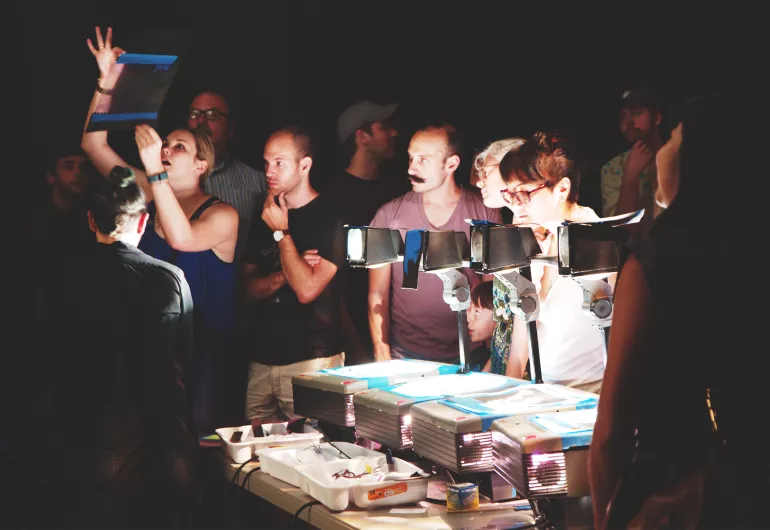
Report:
600,85,664,231
327,100,404,364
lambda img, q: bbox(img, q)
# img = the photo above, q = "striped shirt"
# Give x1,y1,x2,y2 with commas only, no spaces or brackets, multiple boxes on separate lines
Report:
202,152,266,265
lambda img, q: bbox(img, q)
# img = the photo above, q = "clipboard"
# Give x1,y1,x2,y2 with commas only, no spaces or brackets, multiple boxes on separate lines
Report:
86,53,180,132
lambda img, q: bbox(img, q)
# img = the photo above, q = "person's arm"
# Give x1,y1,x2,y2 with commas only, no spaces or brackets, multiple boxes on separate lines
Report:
242,263,286,300
278,234,338,304
615,142,653,217
135,125,239,253
80,27,151,201
505,319,528,379
589,254,652,529
260,192,339,304
368,264,392,362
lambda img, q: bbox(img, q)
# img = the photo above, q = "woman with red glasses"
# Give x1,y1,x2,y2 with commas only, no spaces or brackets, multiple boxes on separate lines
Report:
495,132,605,393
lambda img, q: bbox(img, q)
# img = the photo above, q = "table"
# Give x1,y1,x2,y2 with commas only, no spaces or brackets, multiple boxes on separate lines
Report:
208,450,538,530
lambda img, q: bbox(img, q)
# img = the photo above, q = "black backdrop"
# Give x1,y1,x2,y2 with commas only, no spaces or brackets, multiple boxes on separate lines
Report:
24,1,765,214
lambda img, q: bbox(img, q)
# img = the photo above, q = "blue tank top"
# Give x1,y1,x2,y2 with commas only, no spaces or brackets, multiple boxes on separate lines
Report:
139,197,235,339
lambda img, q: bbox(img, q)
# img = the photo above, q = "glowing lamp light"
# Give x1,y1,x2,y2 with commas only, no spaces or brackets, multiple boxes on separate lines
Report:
346,226,404,268
347,228,364,262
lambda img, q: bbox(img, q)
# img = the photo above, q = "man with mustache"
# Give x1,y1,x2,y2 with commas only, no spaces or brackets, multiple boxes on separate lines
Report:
368,124,501,363
600,85,664,232
188,90,266,264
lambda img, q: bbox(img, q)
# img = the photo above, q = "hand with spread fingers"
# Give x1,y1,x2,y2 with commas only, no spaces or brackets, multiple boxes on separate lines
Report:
86,26,125,82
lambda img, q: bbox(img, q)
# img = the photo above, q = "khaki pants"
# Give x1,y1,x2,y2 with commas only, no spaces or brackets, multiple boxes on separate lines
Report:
573,379,602,395
245,354,344,420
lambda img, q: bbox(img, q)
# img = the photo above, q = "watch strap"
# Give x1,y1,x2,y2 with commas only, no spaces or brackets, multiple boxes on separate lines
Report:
147,171,169,183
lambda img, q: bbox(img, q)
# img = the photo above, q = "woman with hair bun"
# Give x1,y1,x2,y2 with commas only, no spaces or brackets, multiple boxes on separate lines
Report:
497,132,606,393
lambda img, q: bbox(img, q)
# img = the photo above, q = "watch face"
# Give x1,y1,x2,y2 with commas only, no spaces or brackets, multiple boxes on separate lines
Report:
273,230,283,242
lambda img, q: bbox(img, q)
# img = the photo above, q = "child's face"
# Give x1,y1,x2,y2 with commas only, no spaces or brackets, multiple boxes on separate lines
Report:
467,302,496,343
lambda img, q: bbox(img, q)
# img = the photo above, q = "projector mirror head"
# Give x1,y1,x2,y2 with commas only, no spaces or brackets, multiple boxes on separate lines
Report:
469,223,540,273
402,229,470,290
346,226,404,268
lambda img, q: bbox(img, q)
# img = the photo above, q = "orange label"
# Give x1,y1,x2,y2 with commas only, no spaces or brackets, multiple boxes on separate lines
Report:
367,482,408,501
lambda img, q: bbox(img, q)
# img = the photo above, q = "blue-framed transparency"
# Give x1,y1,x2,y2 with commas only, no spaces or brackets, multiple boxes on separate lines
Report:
86,53,180,132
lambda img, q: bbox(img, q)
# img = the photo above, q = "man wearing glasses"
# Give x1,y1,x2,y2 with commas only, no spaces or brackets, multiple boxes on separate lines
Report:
188,90,266,264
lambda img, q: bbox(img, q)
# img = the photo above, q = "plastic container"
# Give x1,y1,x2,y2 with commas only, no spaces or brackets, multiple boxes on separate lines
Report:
258,442,382,488
215,423,323,464
296,456,429,511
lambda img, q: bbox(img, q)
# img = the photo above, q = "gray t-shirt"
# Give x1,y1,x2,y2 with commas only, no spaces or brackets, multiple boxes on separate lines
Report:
370,189,502,361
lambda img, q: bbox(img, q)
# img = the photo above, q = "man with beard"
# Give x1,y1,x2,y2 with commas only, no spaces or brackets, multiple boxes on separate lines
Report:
368,123,501,363
188,90,266,264
600,86,665,232
241,127,346,420
327,101,405,364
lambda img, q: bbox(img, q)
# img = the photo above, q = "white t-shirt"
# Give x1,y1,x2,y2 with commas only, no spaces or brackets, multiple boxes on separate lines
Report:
532,205,606,387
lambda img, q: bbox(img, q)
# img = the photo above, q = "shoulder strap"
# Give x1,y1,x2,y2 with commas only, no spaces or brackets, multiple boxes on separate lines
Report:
191,196,221,221
167,197,222,265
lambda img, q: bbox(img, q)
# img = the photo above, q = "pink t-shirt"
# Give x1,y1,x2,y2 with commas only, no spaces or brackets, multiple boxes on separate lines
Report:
370,189,503,361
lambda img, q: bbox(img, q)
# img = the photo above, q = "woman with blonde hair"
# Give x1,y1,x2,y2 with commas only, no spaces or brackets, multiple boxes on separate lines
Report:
473,138,525,374
81,27,239,433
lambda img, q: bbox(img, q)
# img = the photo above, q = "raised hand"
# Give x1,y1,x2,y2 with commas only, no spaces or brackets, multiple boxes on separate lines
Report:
134,125,165,177
624,140,654,181
86,26,125,80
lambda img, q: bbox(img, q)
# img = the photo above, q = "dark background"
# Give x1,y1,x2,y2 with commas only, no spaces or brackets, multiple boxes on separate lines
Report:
23,1,766,214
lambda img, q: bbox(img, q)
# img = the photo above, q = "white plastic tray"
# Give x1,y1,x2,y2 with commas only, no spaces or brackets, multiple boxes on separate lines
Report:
258,442,382,488
215,423,323,464
295,456,429,511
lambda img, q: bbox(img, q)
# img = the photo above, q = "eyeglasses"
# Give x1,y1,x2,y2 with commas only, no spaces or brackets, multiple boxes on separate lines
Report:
188,108,229,122
500,184,549,205
478,163,499,180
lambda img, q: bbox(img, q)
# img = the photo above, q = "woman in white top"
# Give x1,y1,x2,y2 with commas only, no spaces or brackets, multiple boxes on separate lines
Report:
496,132,605,393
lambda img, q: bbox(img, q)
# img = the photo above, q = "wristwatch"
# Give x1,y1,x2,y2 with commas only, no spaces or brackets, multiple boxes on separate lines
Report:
147,171,169,183
273,229,290,242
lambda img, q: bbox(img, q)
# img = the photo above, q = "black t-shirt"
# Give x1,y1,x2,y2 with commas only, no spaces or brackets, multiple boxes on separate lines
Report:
325,172,408,353
326,171,408,228
242,194,347,365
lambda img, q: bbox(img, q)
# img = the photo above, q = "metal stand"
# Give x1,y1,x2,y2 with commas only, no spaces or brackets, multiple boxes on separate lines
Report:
494,267,543,384
573,277,614,355
435,269,472,373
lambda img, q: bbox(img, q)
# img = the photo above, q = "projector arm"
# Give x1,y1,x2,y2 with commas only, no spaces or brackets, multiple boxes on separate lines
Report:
572,278,614,327
435,269,471,373
494,269,540,322
435,269,471,312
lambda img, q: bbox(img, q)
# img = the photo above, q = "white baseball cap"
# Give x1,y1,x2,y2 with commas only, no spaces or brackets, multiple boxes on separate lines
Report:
337,101,399,143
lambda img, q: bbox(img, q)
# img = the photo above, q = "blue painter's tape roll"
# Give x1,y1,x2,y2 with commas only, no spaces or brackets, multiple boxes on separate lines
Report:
90,112,158,123
117,53,178,65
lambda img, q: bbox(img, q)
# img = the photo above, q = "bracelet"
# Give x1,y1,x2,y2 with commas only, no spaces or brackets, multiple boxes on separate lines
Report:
147,171,169,183
96,79,114,96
